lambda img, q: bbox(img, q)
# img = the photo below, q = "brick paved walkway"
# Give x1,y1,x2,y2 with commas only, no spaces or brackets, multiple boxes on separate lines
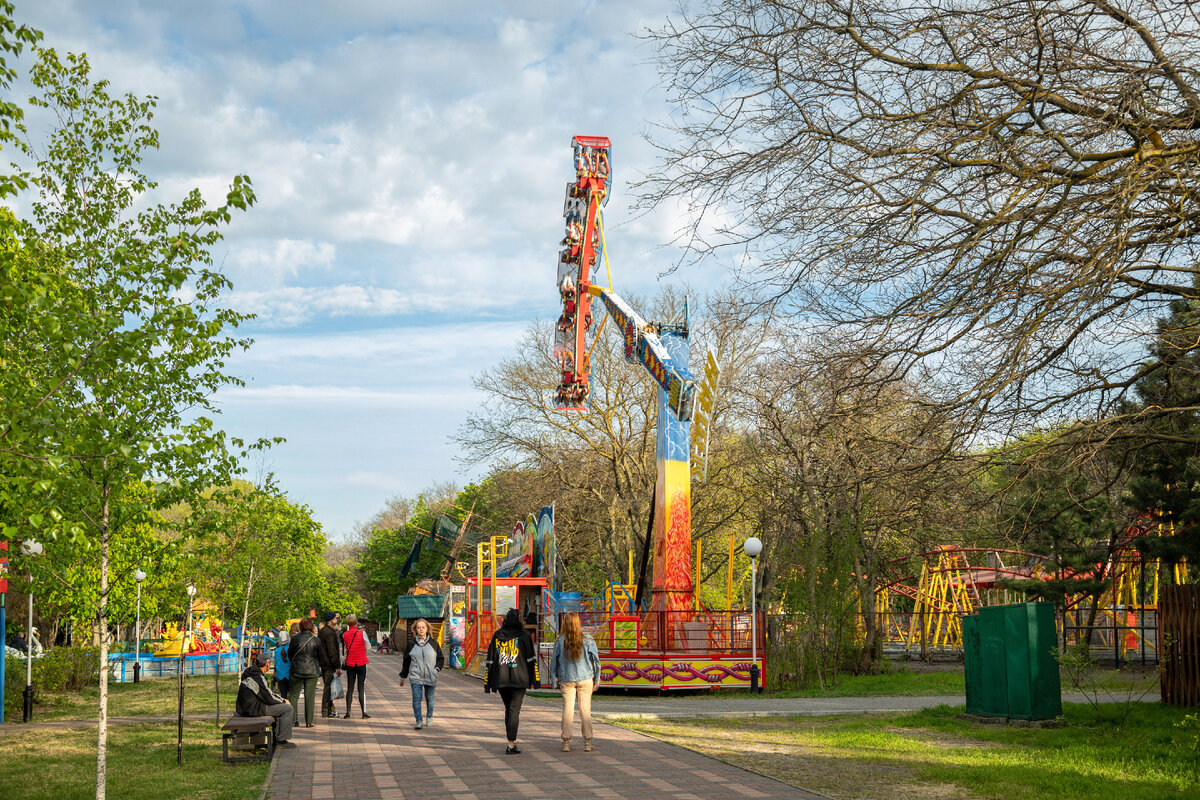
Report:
267,660,827,799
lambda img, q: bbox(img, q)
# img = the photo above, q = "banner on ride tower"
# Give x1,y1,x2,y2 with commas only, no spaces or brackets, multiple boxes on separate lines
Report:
651,331,694,613
689,350,722,483
506,505,558,592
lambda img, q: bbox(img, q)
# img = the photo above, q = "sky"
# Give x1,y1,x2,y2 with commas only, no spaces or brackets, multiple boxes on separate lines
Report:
13,0,727,538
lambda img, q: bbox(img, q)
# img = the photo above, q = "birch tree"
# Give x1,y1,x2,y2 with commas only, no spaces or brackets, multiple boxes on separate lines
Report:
5,48,257,799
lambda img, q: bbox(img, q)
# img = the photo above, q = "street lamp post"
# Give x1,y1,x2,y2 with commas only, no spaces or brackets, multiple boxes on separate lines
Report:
743,537,762,694
133,569,147,683
20,539,43,722
177,583,195,765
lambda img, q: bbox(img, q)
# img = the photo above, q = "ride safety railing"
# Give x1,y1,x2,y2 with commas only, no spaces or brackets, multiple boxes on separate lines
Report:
541,609,765,656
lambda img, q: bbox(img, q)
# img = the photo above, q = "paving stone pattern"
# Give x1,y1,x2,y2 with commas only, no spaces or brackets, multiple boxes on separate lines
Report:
266,661,827,799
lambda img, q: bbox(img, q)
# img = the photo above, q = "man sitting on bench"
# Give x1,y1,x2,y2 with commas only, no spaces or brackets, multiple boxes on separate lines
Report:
237,651,297,749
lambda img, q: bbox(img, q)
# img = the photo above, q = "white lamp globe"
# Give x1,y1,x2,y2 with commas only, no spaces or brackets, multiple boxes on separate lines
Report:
134,569,147,583
743,537,763,558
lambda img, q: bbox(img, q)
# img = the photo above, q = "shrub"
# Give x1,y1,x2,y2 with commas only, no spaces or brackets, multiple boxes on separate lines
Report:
3,647,101,719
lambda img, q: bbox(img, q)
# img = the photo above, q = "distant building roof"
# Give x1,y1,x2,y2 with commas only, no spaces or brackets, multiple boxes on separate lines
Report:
395,594,447,618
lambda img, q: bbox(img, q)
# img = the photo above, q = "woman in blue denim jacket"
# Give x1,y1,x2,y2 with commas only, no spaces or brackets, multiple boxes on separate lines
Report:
549,612,601,753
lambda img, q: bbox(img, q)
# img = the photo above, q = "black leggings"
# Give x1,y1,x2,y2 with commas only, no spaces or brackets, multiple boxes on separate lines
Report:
276,677,290,702
344,665,367,713
498,688,526,741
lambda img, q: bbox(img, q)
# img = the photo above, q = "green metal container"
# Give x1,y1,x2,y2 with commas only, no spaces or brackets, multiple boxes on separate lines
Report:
963,602,1062,720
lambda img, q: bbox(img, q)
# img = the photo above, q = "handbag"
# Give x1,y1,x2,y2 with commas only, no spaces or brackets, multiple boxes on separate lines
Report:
330,672,345,700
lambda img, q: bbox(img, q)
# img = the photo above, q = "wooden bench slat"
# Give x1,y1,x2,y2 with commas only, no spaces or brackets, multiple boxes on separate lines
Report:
222,715,273,731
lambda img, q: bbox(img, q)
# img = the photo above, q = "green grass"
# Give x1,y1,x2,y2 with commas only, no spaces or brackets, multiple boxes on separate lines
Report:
571,663,1158,701
619,702,1198,800
21,674,245,722
769,667,966,697
0,722,267,800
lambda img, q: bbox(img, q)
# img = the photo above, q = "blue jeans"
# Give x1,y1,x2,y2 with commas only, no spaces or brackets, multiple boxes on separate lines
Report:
411,682,435,723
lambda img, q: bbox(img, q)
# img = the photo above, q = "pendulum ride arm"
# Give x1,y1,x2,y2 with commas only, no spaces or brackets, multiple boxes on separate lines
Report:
583,284,697,421
551,135,701,618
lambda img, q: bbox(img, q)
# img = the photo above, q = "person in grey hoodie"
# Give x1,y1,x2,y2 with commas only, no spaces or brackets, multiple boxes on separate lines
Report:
398,618,444,729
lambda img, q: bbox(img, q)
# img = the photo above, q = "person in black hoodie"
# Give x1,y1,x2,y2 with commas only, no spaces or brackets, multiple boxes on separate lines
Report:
484,608,540,754
237,651,297,749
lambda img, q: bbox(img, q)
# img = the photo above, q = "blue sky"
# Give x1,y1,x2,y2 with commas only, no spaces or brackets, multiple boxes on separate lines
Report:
15,1,729,537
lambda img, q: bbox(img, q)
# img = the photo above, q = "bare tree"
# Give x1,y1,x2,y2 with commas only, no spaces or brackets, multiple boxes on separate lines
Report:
457,291,774,592
735,333,979,677
641,0,1200,439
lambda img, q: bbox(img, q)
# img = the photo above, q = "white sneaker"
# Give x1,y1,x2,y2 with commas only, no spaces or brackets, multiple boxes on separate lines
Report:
424,718,432,727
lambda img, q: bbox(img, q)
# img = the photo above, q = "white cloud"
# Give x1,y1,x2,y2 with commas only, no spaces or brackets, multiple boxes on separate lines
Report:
15,0,722,537
232,239,336,283
216,384,477,409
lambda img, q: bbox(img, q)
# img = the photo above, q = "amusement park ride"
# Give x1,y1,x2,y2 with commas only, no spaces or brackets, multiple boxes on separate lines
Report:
874,516,1185,662
461,136,763,690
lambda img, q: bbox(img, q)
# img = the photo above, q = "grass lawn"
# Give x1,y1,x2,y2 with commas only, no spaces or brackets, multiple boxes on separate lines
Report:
560,663,1157,701
15,674,246,722
619,702,1198,800
0,721,267,800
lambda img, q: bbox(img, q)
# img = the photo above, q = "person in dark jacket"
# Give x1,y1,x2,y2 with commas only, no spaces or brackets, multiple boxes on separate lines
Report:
484,608,540,754
318,612,343,718
237,651,297,749
399,618,444,729
287,617,322,728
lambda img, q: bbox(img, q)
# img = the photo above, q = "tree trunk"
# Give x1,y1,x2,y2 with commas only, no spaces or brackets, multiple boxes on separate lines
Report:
96,484,111,800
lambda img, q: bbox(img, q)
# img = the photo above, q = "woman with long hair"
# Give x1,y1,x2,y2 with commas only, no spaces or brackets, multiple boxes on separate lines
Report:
484,608,540,754
398,618,444,729
549,612,601,752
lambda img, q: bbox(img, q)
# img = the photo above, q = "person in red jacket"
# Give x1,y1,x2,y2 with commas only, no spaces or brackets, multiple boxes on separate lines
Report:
341,614,371,719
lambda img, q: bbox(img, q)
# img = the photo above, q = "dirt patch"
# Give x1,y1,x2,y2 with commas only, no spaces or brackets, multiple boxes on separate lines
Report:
883,725,1007,749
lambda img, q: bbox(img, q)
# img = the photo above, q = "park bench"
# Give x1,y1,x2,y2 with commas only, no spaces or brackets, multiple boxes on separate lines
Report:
221,715,275,763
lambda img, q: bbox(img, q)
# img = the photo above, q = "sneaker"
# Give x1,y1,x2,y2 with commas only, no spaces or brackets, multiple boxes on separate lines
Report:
362,713,371,719
584,739,594,752
414,722,423,730
276,740,298,749
325,711,340,718
505,745,521,755
561,739,571,752
424,717,432,727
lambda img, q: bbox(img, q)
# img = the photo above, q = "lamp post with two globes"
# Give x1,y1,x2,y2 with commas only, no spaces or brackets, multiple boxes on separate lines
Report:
133,569,147,683
177,583,196,765
21,538,43,721
742,536,762,694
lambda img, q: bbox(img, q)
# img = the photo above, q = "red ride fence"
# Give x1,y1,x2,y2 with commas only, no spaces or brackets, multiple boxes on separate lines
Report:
547,609,765,656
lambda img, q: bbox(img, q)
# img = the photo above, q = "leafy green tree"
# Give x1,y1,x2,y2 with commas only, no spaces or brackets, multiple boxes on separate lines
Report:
1,48,257,799
193,481,360,635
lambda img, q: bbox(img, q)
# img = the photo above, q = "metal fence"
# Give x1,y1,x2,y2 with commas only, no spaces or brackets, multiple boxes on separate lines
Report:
866,606,1161,666
108,653,240,682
